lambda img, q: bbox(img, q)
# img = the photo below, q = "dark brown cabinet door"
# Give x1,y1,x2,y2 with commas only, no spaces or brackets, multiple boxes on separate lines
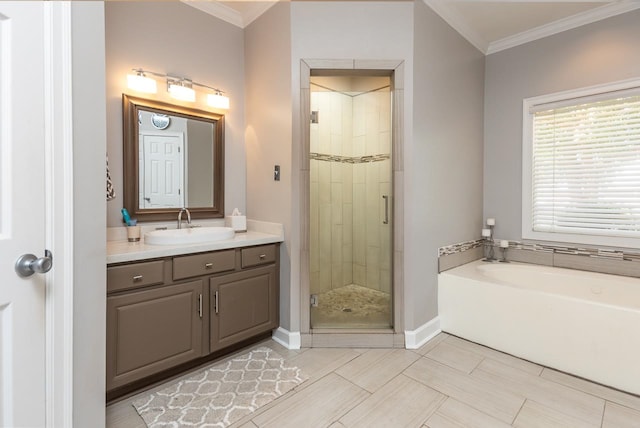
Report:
209,266,278,352
106,280,203,390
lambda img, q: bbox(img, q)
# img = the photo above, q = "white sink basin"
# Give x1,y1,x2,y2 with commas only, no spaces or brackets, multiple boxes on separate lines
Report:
144,227,235,245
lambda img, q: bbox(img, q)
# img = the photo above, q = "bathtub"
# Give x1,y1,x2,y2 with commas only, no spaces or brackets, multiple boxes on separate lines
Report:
438,260,640,395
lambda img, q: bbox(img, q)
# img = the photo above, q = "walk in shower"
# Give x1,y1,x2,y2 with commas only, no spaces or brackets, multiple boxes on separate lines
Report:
309,75,393,329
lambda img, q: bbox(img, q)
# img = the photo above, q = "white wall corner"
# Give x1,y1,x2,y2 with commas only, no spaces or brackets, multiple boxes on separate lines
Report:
272,327,301,350
404,316,441,349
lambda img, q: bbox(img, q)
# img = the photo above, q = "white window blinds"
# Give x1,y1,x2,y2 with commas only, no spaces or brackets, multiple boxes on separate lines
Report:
531,93,640,238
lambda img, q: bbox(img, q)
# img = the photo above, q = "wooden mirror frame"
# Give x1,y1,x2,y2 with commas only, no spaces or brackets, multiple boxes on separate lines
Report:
122,94,225,222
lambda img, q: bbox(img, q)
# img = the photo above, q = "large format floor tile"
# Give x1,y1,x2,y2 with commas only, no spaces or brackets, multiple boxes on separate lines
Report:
541,367,640,412
424,397,511,428
472,358,605,426
443,335,543,376
340,374,445,427
425,341,483,374
106,335,640,428
251,373,369,428
404,356,525,423
335,348,420,392
602,401,640,428
512,400,600,428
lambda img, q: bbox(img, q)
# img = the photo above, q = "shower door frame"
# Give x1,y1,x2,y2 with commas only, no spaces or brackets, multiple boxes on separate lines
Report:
299,59,405,345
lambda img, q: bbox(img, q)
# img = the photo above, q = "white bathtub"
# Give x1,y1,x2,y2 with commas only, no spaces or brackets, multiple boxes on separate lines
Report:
438,259,640,395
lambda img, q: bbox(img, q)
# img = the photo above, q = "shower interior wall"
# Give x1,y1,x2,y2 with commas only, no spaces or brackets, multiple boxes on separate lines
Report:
310,76,392,297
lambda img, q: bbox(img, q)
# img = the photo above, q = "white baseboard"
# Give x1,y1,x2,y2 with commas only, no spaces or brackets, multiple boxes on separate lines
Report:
272,327,301,350
404,316,441,349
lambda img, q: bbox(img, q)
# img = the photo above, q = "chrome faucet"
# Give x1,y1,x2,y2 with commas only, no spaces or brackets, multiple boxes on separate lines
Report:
177,208,191,229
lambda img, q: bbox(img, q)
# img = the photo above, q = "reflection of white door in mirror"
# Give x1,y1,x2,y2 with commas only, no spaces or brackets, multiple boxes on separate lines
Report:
140,133,184,208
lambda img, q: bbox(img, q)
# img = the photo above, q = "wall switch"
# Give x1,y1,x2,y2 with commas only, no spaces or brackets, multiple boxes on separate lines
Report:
274,165,280,181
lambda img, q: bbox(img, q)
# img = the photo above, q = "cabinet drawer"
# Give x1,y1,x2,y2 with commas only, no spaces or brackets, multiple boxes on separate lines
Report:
107,260,165,293
241,244,277,268
173,250,236,280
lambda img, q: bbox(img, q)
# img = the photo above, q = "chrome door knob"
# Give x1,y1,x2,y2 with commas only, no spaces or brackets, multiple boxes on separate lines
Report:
15,250,53,277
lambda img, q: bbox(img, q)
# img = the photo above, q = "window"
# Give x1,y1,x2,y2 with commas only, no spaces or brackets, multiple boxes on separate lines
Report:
522,79,640,247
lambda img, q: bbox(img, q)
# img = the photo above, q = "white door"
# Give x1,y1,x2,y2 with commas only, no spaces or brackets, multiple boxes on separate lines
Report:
0,2,47,426
141,133,184,208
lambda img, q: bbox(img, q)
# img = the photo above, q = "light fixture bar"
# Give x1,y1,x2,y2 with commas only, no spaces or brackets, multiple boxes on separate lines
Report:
127,68,229,109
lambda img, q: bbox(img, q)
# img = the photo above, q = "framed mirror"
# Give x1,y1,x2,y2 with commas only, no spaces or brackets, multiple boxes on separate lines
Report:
123,94,224,222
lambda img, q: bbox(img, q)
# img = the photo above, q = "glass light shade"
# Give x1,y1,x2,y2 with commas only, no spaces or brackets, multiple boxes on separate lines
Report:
127,74,157,93
168,84,196,102
207,93,230,109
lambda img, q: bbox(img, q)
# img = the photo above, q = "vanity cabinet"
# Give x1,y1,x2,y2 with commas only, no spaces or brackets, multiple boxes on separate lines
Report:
106,243,279,396
106,278,203,390
210,265,278,352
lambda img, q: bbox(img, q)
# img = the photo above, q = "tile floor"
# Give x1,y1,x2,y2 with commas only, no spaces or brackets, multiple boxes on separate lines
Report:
106,333,640,427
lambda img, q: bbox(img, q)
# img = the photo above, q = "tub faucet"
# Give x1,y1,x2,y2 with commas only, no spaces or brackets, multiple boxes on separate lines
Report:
177,208,191,229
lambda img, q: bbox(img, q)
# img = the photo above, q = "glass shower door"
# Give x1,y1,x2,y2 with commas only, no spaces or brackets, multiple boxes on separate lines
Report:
309,75,393,329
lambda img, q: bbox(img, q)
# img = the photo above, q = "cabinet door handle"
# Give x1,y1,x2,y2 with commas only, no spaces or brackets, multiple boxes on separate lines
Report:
204,262,213,269
214,291,219,314
198,294,203,318
132,275,143,282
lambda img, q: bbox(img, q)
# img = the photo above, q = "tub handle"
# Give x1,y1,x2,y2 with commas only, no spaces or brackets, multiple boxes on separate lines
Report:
382,195,389,225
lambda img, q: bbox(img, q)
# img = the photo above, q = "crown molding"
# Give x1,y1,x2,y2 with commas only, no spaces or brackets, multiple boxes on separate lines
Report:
242,2,278,27
181,1,244,28
181,0,278,28
421,0,488,54
423,0,640,56
486,1,640,55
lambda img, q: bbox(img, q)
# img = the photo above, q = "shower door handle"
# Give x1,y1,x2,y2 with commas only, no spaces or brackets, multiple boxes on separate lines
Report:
382,195,389,224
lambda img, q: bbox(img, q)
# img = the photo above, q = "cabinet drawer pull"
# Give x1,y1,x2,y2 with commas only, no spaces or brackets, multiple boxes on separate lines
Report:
259,254,266,259
204,263,213,269
132,275,143,282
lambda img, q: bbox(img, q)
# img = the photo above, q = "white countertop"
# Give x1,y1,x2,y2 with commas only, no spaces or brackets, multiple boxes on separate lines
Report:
107,220,284,264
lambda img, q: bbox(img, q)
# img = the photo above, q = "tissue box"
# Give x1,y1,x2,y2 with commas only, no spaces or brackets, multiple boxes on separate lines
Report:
225,215,246,232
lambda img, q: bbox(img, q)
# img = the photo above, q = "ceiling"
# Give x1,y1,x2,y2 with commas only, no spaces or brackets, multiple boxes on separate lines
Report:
181,0,640,54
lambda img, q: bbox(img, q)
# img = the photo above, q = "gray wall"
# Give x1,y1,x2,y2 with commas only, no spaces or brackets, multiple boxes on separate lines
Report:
105,2,246,226
245,0,485,333
244,3,293,329
187,120,215,207
412,1,485,326
71,3,107,426
484,10,640,241
290,1,414,332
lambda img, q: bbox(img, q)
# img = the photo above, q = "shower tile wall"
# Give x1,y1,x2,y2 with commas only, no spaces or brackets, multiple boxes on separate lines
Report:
310,88,391,295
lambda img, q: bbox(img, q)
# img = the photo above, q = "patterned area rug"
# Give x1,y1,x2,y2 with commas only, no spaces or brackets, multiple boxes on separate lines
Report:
132,347,307,427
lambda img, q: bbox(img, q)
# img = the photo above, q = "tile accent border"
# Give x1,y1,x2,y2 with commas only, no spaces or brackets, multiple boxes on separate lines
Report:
438,239,484,257
438,237,640,278
310,152,390,164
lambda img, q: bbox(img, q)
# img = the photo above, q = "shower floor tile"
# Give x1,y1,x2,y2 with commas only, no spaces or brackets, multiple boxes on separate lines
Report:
310,283,391,329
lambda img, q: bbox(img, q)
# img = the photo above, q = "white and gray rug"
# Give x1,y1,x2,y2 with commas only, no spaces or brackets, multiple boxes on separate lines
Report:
133,347,307,428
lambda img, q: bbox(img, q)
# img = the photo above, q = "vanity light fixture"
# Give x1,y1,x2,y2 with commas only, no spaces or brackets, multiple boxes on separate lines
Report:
126,68,229,109
127,69,157,94
207,91,230,109
167,78,196,102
